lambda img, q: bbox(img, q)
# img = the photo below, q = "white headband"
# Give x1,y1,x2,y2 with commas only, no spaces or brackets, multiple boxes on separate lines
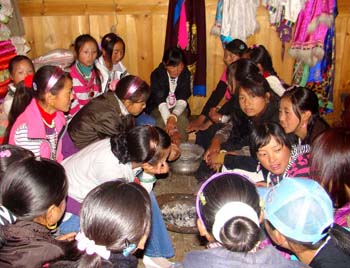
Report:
212,202,260,243
76,232,111,260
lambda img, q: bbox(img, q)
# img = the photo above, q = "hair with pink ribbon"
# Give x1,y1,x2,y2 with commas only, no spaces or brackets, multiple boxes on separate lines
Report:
44,67,65,92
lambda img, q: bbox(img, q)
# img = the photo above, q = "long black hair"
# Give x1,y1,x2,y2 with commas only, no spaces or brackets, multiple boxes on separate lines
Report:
110,125,171,165
197,173,261,252
4,65,71,143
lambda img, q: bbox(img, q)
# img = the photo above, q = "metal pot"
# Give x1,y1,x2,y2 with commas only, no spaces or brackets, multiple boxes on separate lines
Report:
170,143,204,175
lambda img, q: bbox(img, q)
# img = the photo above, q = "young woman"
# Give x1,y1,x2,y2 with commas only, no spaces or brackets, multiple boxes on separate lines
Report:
279,86,329,145
146,47,191,142
187,39,248,133
310,128,350,227
50,181,151,268
194,58,260,150
3,55,35,115
95,33,127,93
183,172,307,268
5,65,73,162
67,75,149,150
264,177,350,268
247,45,286,97
198,73,279,181
0,158,76,267
61,125,176,267
69,34,101,116
250,122,310,186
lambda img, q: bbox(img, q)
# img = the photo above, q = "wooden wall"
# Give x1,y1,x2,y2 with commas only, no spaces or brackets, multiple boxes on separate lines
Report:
18,0,350,122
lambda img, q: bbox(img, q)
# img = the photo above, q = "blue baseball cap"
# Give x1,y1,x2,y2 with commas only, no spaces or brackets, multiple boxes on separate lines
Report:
263,177,334,244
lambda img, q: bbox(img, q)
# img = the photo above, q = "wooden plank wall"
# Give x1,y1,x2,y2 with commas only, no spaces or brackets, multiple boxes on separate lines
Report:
18,0,350,122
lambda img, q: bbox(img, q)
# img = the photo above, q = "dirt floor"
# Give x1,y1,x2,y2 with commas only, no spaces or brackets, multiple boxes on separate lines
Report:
138,170,206,267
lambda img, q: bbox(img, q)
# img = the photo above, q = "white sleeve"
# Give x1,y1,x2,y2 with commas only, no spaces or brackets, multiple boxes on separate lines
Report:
172,99,187,117
159,102,170,124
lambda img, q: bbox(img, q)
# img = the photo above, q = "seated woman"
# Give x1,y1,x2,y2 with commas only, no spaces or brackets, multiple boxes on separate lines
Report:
67,75,149,150
249,122,310,186
247,45,287,97
187,39,247,133
310,128,350,228
61,125,176,267
146,47,191,144
50,181,151,268
183,172,307,268
194,58,260,150
196,72,279,182
0,158,76,267
279,86,329,145
264,177,350,268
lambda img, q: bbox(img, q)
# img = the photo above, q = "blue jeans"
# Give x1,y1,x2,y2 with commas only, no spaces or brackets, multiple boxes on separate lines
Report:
59,213,80,234
135,112,156,126
144,191,174,258
59,192,174,258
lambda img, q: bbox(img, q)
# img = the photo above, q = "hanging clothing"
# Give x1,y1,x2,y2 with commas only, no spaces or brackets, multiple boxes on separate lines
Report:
291,0,337,114
164,0,206,96
289,0,336,67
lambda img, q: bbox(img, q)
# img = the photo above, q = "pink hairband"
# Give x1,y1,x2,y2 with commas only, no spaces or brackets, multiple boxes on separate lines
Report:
124,77,143,99
45,67,65,92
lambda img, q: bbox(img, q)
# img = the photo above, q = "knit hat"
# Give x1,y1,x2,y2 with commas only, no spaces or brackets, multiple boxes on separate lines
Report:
264,177,334,244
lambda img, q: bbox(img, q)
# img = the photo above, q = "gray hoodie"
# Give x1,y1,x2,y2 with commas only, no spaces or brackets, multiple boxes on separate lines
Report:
183,245,309,268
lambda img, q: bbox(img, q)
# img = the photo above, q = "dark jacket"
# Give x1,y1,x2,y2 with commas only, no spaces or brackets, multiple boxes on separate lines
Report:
201,80,228,117
49,252,138,268
223,96,280,171
146,63,192,114
0,221,73,268
68,91,134,149
310,237,350,268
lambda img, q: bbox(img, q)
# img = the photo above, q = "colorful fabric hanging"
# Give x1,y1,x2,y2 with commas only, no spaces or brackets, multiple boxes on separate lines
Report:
289,0,336,67
165,0,206,96
292,0,337,114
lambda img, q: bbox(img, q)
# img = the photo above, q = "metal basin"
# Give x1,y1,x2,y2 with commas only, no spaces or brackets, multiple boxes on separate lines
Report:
169,143,204,175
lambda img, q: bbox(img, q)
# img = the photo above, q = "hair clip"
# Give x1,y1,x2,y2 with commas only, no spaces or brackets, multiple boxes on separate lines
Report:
199,192,206,206
123,239,136,257
32,82,38,91
249,44,259,49
24,74,34,88
0,150,11,158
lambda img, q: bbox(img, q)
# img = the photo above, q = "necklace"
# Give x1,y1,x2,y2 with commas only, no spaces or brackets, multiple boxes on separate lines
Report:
75,63,96,99
42,118,55,128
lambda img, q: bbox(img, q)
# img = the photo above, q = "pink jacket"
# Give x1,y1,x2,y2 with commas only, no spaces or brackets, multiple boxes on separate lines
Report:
9,99,66,162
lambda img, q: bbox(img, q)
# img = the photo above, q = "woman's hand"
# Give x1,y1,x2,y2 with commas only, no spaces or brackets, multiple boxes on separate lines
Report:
168,142,181,161
208,107,222,124
186,115,206,132
204,137,221,162
166,115,177,134
56,232,77,241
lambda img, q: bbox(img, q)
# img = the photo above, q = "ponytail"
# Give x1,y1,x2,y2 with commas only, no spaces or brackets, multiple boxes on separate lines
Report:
110,131,129,164
3,80,34,143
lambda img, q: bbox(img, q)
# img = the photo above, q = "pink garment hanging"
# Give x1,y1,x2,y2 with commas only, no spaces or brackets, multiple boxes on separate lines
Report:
177,2,188,49
289,0,335,66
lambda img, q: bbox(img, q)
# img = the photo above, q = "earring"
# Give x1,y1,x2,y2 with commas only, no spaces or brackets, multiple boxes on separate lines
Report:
256,162,261,173
46,222,58,230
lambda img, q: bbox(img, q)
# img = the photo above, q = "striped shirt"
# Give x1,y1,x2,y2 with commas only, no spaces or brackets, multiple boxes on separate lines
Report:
14,123,57,160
